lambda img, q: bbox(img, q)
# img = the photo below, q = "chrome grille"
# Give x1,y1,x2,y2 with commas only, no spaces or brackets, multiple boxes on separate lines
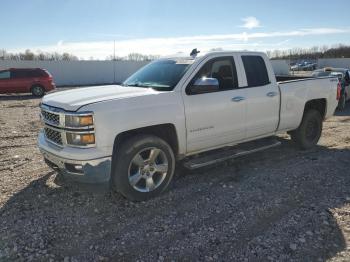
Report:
41,110,60,126
44,127,63,145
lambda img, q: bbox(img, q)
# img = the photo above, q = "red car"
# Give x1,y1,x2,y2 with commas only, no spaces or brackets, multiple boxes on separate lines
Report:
0,68,56,97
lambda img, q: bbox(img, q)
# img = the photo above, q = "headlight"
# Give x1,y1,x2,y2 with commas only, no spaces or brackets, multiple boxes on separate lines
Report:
65,113,95,147
65,115,93,128
66,133,95,146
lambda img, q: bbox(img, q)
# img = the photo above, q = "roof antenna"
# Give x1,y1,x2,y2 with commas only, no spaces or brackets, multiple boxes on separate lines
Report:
190,48,200,58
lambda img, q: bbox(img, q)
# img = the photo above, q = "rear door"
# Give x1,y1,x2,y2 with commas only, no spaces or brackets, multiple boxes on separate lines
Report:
182,56,247,153
11,69,32,92
239,55,280,139
0,70,11,93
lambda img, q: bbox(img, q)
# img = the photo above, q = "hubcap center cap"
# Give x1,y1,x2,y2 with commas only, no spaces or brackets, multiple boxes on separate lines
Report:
142,164,155,176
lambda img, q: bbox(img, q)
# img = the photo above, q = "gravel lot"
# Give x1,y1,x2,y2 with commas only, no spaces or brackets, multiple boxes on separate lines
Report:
0,91,350,262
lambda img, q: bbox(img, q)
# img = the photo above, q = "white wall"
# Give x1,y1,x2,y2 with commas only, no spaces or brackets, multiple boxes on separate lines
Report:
0,60,149,86
270,58,350,74
5,58,350,86
317,58,350,69
270,60,290,75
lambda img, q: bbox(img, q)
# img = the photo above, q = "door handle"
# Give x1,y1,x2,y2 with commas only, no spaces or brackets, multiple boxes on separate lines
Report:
266,92,278,97
232,96,245,102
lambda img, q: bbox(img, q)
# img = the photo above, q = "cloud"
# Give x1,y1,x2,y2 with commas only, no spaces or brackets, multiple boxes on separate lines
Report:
89,33,135,39
240,16,261,29
8,27,350,59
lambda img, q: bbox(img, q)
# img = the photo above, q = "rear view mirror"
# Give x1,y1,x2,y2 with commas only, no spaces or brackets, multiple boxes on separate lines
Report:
189,77,219,95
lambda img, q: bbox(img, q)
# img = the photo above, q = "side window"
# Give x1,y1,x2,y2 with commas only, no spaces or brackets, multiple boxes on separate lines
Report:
0,71,10,79
242,56,270,87
28,70,41,77
187,57,238,95
28,69,47,77
11,70,29,79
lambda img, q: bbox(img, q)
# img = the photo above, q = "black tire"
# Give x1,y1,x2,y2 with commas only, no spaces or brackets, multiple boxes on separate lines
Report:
290,109,322,150
111,135,175,201
337,93,346,111
31,85,45,97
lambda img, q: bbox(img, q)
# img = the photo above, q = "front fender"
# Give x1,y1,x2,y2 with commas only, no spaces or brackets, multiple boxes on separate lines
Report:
80,91,187,156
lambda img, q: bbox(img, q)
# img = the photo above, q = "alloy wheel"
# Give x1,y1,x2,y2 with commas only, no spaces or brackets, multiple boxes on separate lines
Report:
128,147,169,193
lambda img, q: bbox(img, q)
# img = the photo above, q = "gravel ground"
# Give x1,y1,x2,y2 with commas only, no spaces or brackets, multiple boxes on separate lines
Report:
0,91,350,262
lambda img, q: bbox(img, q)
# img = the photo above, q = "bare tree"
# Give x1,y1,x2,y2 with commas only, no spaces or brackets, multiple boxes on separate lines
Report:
23,49,35,60
0,49,6,60
0,49,79,61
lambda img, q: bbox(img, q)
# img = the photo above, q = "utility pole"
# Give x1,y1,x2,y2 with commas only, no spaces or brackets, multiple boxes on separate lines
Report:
113,40,116,84
290,49,293,75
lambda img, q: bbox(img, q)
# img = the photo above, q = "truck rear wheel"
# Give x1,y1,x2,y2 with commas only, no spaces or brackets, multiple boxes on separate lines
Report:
111,135,175,201
290,109,322,150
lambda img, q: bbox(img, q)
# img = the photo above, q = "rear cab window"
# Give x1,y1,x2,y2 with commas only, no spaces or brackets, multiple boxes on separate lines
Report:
242,56,270,87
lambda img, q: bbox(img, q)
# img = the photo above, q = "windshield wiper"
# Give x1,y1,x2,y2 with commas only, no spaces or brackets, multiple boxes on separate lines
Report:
126,83,159,89
122,82,171,91
122,82,149,88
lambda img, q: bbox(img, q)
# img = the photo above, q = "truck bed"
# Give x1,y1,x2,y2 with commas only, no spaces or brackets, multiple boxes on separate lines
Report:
276,76,339,132
276,75,312,82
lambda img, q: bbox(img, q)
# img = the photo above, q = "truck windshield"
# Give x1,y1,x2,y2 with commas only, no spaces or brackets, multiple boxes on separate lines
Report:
122,59,194,91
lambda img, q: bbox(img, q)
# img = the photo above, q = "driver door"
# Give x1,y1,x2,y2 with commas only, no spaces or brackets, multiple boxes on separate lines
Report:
182,56,247,153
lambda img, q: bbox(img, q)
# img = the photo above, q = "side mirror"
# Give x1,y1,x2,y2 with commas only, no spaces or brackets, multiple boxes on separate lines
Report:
189,77,219,95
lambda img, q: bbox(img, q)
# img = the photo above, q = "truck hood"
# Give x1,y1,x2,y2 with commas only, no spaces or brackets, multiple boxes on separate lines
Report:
42,85,158,111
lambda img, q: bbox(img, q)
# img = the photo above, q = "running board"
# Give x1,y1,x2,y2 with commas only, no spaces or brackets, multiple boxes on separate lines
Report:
183,137,281,170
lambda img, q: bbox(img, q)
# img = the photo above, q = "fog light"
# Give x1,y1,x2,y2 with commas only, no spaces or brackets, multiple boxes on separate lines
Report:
65,163,84,173
74,165,83,171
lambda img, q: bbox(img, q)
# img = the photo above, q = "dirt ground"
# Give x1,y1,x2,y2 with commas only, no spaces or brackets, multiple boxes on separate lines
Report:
0,91,350,262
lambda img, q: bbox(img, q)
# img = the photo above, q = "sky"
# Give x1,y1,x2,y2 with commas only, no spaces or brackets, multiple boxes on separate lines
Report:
2,0,350,59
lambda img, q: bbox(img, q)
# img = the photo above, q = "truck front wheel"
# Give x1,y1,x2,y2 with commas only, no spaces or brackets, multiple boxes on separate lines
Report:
111,135,175,201
290,109,322,150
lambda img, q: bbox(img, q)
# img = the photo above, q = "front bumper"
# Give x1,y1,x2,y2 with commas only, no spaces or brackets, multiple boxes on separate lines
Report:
38,131,111,183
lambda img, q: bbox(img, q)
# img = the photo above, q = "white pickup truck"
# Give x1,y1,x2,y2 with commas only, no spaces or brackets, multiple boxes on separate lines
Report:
38,51,340,201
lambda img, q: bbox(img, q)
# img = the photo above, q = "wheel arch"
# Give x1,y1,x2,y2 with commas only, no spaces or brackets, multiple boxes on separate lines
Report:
30,83,46,95
303,98,327,120
30,83,44,90
112,123,180,160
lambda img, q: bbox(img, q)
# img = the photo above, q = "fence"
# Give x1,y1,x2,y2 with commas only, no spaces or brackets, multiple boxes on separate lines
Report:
278,58,350,73
0,60,148,86
317,58,350,69
270,60,289,75
2,58,349,86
